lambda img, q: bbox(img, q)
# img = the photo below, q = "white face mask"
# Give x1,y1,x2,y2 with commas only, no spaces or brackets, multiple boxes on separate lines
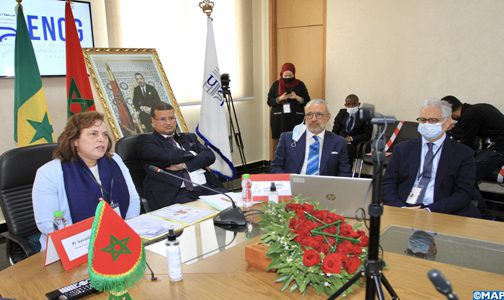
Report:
417,123,444,141
292,122,306,142
346,107,359,115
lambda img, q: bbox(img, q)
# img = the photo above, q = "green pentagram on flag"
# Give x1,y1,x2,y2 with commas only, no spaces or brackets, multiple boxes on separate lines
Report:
102,235,131,262
27,113,54,143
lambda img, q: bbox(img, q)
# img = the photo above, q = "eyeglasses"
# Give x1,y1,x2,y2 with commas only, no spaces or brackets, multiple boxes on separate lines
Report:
153,117,176,123
416,117,442,124
306,112,327,120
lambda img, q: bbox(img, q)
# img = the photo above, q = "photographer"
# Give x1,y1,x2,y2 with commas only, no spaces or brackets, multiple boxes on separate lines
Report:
267,62,310,150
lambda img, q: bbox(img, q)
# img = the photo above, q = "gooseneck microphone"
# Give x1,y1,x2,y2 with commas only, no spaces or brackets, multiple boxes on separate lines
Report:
148,165,247,227
428,269,458,300
145,261,157,281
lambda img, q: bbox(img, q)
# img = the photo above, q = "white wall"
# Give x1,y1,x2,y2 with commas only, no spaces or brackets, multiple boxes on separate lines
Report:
326,0,504,119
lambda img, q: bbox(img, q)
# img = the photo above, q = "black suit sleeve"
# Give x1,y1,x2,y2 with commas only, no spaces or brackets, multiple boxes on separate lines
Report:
137,134,194,168
382,144,409,207
332,109,347,136
179,134,216,172
351,119,372,145
267,81,281,107
270,133,288,173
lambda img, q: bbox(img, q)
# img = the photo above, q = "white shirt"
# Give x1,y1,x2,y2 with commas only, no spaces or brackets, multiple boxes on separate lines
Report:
418,134,446,206
162,134,207,187
300,130,325,174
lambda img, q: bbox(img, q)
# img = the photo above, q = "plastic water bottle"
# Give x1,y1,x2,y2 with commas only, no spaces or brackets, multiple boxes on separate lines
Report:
241,173,252,208
165,229,183,282
268,182,279,204
53,210,67,231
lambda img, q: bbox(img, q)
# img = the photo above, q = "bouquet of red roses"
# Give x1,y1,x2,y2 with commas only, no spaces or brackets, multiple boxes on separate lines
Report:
260,200,368,296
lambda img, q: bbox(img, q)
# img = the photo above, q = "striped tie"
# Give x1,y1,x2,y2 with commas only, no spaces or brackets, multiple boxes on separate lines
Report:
306,136,320,175
416,143,434,204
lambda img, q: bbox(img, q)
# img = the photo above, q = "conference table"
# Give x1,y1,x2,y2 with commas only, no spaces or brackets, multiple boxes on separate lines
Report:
0,205,503,299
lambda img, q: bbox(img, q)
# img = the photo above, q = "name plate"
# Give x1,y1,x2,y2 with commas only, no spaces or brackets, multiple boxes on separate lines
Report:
44,217,93,271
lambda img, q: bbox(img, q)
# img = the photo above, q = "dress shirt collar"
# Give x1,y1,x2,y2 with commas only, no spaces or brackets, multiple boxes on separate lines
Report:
306,129,325,144
421,133,446,149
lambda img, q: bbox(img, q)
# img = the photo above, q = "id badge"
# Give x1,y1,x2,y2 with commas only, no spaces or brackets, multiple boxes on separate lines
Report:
283,103,291,113
406,184,423,205
110,202,121,216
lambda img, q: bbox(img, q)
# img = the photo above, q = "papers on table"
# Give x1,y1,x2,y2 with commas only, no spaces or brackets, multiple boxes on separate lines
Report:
150,204,218,225
126,214,183,240
251,180,291,197
199,192,243,211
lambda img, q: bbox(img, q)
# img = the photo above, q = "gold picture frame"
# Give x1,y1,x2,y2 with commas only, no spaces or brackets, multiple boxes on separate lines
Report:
83,48,188,140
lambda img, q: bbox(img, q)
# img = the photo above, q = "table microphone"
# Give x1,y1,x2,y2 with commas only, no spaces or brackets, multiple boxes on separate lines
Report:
428,269,458,300
147,165,247,227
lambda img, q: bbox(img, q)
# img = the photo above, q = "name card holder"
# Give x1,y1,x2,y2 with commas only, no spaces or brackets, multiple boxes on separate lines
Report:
44,217,93,271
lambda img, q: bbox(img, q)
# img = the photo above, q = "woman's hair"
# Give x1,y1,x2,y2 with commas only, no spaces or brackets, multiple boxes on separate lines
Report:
53,111,112,161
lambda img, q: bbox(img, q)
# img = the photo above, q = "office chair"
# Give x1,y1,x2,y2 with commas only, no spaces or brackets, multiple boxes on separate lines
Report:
115,134,151,213
0,143,56,264
357,120,420,177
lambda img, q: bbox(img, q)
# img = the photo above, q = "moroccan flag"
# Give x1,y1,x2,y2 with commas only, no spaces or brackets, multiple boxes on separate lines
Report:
195,17,237,179
105,64,137,135
88,201,145,299
65,1,95,118
14,3,54,146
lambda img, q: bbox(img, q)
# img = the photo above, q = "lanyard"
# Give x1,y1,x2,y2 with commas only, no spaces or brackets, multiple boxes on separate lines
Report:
81,163,114,205
416,142,444,181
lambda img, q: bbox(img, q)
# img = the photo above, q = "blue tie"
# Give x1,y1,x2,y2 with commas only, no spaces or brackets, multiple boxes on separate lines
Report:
416,143,434,204
306,136,320,175
347,115,354,133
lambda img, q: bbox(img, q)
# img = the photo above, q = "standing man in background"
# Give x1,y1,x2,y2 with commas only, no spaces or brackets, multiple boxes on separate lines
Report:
332,94,372,162
442,95,504,181
271,99,351,177
133,72,161,133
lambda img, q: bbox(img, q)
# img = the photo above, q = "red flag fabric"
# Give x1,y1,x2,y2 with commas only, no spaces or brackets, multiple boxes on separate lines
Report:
66,1,95,118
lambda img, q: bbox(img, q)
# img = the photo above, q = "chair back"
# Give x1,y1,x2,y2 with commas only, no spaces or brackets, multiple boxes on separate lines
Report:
115,134,148,209
387,121,421,152
0,143,57,238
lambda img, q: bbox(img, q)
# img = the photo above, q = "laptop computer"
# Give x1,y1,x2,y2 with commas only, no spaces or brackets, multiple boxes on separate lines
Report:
290,174,372,219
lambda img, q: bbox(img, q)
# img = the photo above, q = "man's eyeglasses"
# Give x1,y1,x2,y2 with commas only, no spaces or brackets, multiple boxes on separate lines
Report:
154,117,176,122
306,112,327,120
416,117,442,124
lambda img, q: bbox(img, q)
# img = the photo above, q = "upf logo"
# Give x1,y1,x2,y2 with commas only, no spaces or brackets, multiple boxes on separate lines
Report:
203,68,225,106
473,291,504,300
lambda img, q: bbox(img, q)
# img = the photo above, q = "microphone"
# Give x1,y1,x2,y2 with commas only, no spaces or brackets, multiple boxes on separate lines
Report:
147,165,247,228
428,269,458,300
145,261,157,281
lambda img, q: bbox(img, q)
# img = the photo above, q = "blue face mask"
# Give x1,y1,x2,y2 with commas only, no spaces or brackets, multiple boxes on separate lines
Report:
417,123,444,141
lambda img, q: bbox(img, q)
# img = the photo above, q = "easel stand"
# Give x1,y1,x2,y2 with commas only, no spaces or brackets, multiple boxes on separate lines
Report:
328,122,399,300
221,74,246,166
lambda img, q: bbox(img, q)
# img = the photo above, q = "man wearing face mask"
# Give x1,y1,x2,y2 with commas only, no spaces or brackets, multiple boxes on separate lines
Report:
267,62,310,150
382,99,480,217
332,94,372,162
271,99,351,177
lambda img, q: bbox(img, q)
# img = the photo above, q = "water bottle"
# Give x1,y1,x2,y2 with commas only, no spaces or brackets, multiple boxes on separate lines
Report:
53,210,67,231
165,229,183,282
241,173,252,208
268,182,279,204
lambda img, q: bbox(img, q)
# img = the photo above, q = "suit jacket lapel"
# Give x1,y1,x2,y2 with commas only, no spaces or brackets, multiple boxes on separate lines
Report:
294,132,307,170
319,131,334,173
409,139,422,182
434,139,451,194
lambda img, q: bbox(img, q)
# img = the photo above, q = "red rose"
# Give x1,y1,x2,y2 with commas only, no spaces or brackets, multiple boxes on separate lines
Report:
288,217,298,229
321,252,345,274
311,209,329,222
298,220,318,232
302,203,314,213
300,236,321,249
326,212,345,224
336,240,362,255
357,230,369,247
316,242,331,254
286,203,302,211
323,226,337,234
302,249,321,267
339,223,356,237
343,256,361,274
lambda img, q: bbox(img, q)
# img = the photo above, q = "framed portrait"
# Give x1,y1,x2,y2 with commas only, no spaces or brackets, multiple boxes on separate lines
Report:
83,48,188,140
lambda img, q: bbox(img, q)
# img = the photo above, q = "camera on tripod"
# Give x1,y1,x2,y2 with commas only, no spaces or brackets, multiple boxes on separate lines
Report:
221,73,230,92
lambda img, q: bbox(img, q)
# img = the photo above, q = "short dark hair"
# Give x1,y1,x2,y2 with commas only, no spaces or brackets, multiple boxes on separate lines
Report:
441,95,462,111
151,102,174,117
134,72,143,77
345,94,359,103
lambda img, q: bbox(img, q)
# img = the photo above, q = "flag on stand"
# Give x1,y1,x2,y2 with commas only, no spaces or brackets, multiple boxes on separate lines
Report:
65,0,95,118
196,17,237,179
88,201,145,300
105,64,138,135
13,3,55,146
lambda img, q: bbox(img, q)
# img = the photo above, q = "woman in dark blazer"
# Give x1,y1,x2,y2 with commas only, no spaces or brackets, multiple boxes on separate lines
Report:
267,62,310,148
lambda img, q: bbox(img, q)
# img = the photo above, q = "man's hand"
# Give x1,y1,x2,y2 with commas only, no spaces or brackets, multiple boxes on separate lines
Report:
404,206,422,210
166,163,187,171
345,136,353,144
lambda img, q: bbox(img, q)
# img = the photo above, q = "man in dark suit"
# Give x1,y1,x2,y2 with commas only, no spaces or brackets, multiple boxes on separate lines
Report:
332,94,372,162
137,102,225,210
382,99,480,218
442,95,504,181
271,99,352,176
133,72,161,133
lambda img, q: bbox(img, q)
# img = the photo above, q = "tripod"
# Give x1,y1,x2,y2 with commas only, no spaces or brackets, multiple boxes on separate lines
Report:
328,120,399,300
221,73,246,166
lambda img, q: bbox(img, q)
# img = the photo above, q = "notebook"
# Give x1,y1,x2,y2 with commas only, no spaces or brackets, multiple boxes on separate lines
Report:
290,174,372,219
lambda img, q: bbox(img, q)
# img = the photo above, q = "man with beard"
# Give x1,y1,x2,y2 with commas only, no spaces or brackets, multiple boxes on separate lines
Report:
271,99,351,177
